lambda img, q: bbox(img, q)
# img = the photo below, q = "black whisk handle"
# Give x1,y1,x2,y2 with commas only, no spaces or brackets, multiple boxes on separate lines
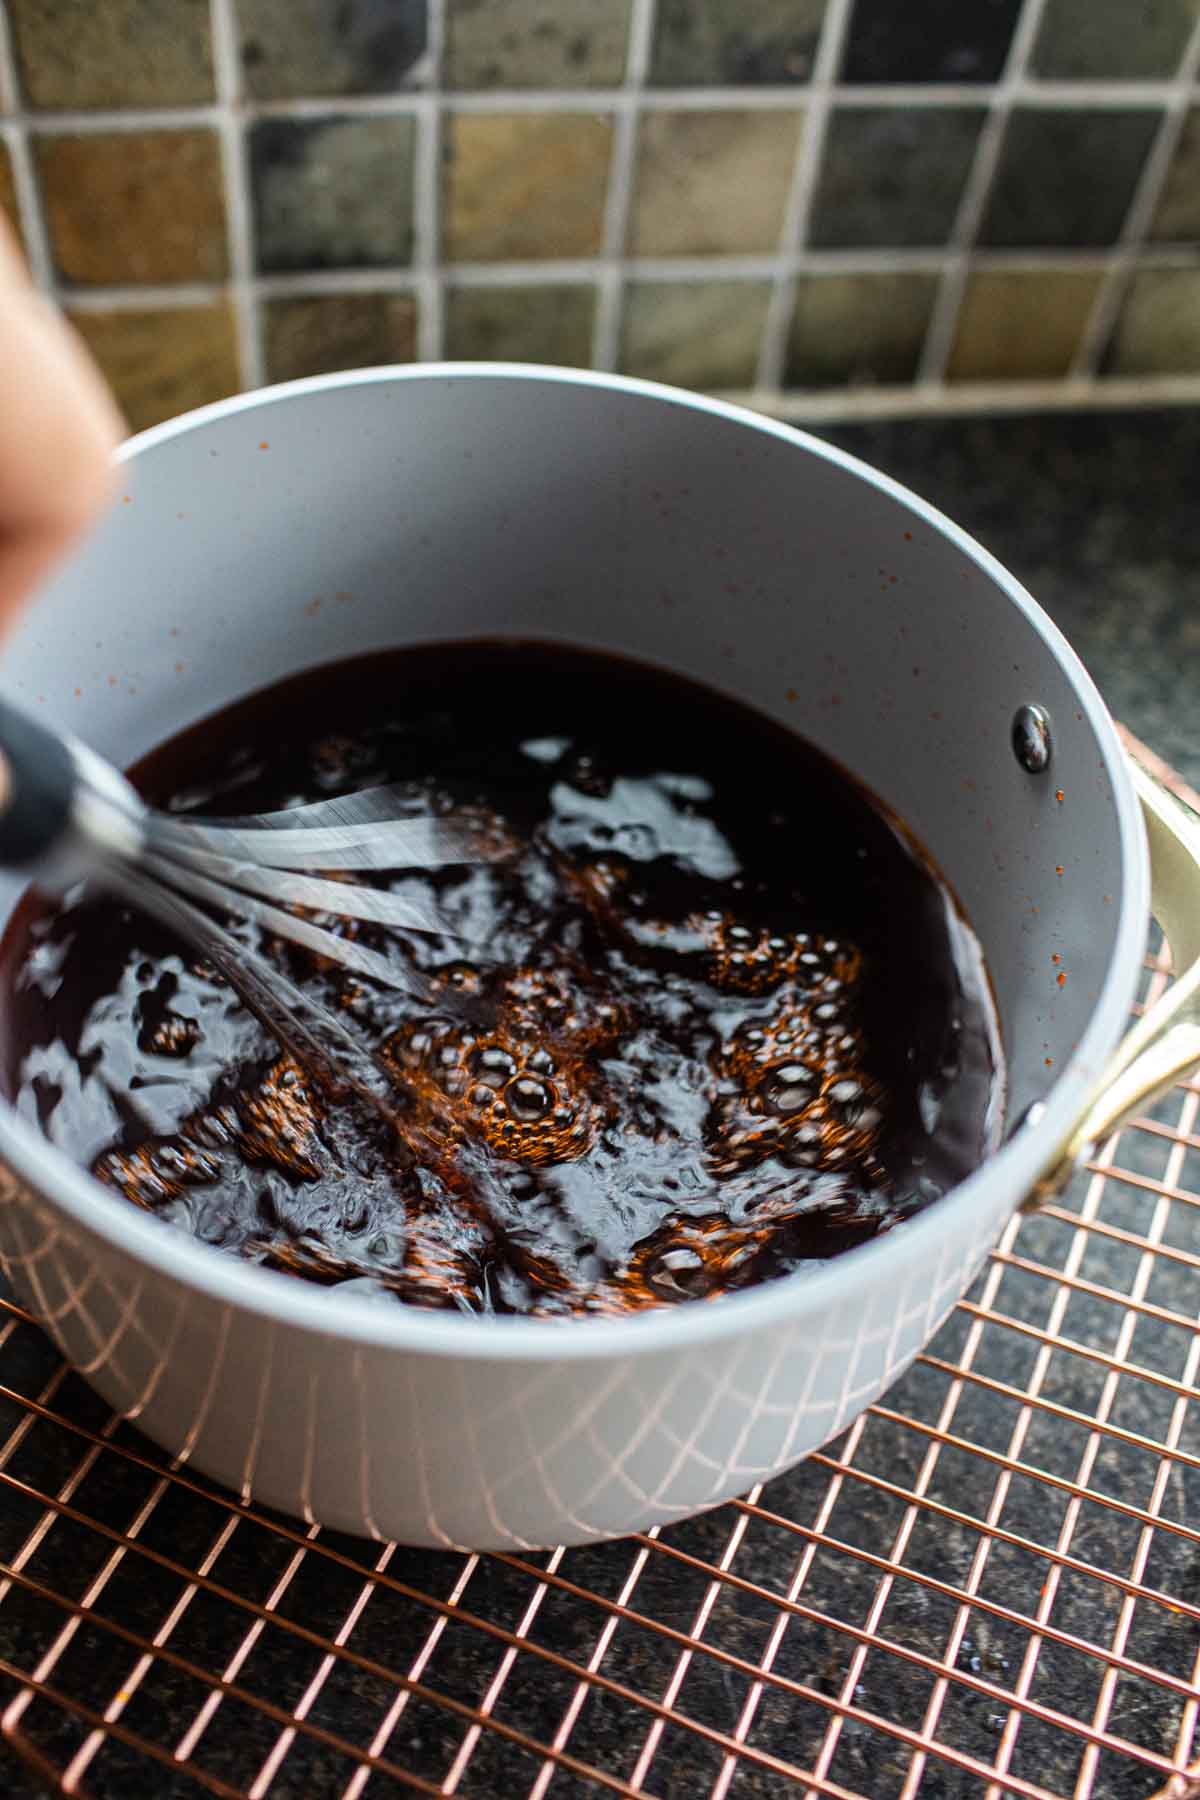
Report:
0,694,76,869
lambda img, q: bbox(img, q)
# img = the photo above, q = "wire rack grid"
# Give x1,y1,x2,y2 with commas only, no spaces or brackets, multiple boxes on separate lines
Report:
0,739,1197,1800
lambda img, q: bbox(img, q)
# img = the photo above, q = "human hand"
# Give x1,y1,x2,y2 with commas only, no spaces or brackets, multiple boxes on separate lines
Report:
0,215,123,636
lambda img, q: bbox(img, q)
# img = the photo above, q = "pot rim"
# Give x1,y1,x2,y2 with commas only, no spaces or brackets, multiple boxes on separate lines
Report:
0,364,1151,1362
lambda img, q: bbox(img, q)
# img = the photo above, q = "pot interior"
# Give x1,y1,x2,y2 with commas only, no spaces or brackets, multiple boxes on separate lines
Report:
0,370,1141,1139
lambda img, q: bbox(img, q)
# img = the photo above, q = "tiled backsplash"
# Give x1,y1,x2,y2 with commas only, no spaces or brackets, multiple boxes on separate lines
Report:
1,0,1199,432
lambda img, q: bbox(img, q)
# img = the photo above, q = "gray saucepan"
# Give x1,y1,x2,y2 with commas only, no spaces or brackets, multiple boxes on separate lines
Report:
0,366,1195,1551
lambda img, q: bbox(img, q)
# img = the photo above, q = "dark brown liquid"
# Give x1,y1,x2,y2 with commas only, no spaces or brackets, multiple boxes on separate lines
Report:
0,643,1004,1316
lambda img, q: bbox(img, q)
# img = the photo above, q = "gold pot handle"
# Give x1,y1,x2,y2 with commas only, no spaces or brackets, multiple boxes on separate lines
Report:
1023,760,1200,1211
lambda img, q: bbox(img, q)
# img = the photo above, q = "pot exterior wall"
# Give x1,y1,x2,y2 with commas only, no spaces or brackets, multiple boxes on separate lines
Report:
0,370,1145,1547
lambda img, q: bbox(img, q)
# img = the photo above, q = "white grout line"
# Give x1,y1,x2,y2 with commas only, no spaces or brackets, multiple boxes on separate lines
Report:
9,105,222,134
49,244,1199,315
63,282,230,311
1,80,1196,134
1071,11,1200,376
917,0,1054,385
209,0,263,388
414,3,446,361
592,0,657,369
756,0,856,390
52,243,1200,314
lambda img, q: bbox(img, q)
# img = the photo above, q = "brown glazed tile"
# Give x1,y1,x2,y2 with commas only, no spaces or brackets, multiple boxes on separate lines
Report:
1149,106,1200,242
784,271,938,388
0,144,20,246
9,0,214,109
630,109,802,256
250,117,417,273
1102,268,1200,375
447,0,631,89
237,0,428,99
37,130,227,285
444,113,613,261
445,284,596,364
620,279,770,388
68,303,240,433
946,268,1102,381
264,295,419,381
1031,0,1199,78
651,0,825,85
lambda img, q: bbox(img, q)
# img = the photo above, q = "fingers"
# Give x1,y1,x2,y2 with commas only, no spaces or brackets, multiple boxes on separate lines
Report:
0,215,124,635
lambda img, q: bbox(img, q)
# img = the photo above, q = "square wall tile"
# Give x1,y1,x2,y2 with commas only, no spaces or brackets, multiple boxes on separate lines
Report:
946,268,1103,381
784,271,938,388
8,0,214,108
37,130,227,285
0,144,19,244
620,279,770,389
840,0,1022,82
1149,107,1200,242
1031,0,1199,79
250,117,416,273
237,0,428,99
811,106,984,249
263,294,418,381
447,0,631,89
1102,268,1200,374
69,304,239,433
444,113,613,261
651,0,826,85
445,284,596,364
979,109,1160,248
630,109,801,256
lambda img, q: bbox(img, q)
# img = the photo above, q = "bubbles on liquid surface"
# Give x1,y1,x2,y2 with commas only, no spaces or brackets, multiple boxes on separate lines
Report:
507,1076,553,1121
762,1063,819,1116
9,645,1002,1318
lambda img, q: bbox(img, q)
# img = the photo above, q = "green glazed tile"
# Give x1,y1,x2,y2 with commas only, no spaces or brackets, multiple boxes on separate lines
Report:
946,268,1103,381
650,0,825,86
445,284,596,364
1149,107,1200,242
784,271,938,388
980,108,1161,247
264,295,419,381
1031,0,1199,78
250,117,417,273
447,0,631,89
620,280,770,388
38,129,227,285
630,109,802,256
237,0,427,99
811,106,985,248
1102,268,1200,374
69,303,240,433
9,0,214,108
444,113,613,261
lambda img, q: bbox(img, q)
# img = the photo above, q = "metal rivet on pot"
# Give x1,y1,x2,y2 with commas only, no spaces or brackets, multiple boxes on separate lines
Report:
1012,705,1052,774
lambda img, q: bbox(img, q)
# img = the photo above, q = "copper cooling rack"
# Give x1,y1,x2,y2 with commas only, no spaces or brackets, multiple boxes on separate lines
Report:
0,739,1197,1800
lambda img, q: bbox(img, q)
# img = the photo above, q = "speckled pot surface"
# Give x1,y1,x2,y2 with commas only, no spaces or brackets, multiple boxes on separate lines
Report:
0,368,1147,1549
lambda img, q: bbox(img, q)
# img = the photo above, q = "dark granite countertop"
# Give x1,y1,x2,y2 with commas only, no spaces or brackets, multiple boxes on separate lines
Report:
824,407,1200,792
1,407,1197,1800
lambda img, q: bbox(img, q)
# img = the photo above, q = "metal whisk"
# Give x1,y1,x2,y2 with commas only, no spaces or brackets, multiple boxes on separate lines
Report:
0,694,500,1108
